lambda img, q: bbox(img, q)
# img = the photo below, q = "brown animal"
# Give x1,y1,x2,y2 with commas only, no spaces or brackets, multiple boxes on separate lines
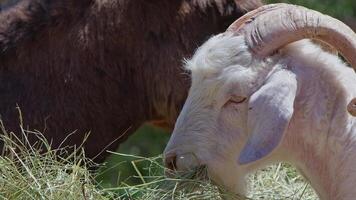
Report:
0,0,262,162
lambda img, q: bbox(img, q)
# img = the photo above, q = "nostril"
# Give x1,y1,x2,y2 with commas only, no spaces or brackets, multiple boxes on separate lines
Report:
164,153,177,171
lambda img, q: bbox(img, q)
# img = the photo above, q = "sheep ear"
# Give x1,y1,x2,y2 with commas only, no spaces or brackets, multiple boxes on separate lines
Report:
238,70,297,165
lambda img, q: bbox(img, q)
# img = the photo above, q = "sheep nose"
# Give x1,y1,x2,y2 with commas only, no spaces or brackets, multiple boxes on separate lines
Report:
164,153,177,171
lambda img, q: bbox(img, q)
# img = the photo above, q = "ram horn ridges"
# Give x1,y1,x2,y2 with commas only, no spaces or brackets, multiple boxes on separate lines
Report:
228,3,356,116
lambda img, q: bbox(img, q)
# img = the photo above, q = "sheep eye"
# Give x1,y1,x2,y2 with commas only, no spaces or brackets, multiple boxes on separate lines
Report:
228,95,247,104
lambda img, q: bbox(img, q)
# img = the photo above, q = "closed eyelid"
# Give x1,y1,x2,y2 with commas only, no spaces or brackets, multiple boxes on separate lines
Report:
229,95,247,104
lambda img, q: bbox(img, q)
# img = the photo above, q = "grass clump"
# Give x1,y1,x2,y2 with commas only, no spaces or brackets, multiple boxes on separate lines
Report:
101,153,244,199
100,153,319,200
0,120,111,200
247,163,318,200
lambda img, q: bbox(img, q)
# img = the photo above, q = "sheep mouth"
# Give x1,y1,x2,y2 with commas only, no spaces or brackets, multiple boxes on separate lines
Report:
165,164,209,181
189,165,209,180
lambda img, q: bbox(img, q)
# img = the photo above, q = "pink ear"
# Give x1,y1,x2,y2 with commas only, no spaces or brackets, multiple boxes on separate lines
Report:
239,69,297,164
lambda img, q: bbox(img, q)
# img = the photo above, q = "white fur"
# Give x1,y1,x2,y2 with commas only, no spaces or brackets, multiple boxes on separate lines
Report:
164,32,356,199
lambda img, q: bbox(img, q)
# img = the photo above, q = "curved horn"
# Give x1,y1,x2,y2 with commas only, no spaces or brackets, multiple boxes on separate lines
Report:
228,3,356,116
228,3,356,65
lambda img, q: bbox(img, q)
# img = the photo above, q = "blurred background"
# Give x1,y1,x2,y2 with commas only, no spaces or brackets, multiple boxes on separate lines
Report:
97,0,356,188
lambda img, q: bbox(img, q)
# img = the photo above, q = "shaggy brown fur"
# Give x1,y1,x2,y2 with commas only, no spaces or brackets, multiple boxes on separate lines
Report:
0,0,262,162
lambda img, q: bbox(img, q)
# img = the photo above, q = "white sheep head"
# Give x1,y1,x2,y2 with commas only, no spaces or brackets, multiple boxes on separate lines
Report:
164,3,356,194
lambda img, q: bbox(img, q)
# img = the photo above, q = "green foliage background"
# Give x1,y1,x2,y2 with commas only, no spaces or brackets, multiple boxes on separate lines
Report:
97,125,170,187
98,0,356,189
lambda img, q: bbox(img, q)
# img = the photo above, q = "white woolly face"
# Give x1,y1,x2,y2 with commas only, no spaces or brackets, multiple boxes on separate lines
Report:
164,33,261,193
164,33,297,194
